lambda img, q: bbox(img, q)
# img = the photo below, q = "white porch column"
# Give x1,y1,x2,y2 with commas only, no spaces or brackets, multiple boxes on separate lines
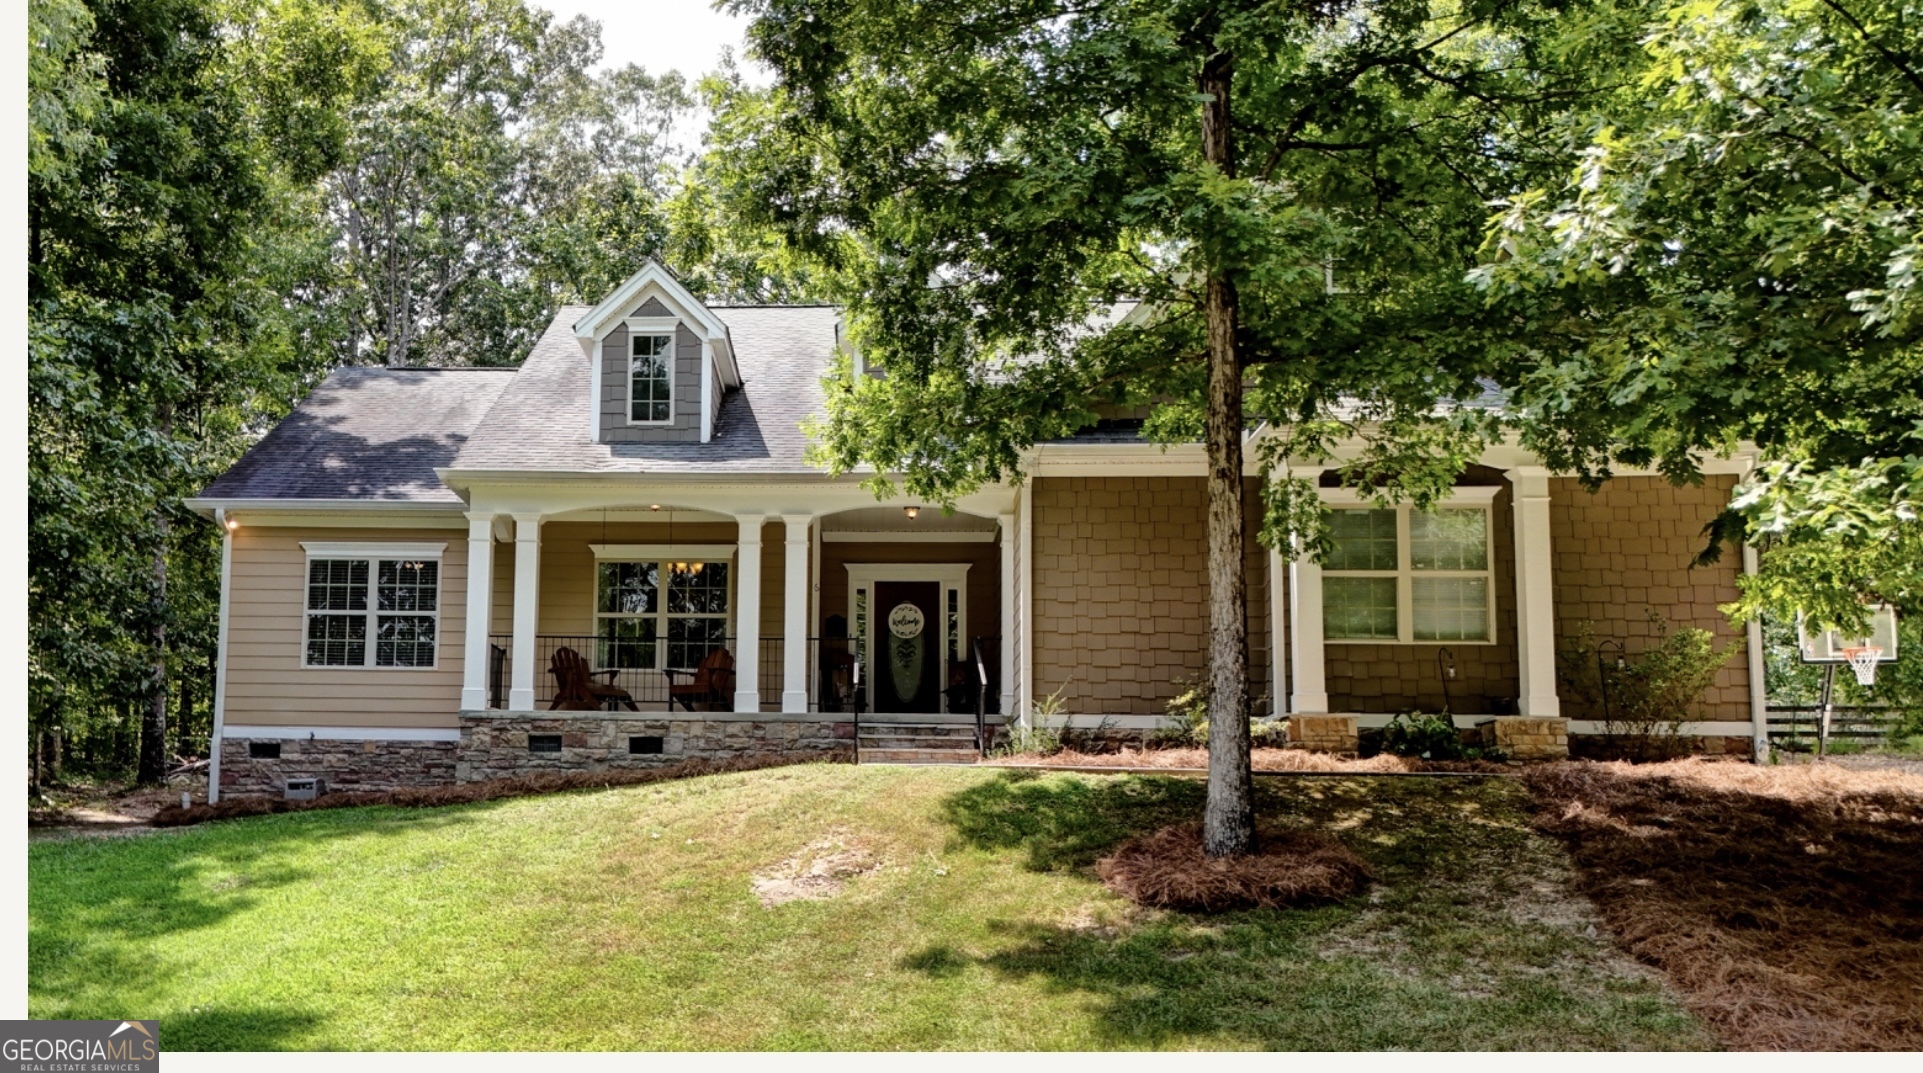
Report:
999,511,1017,718
1269,544,1288,717
1288,534,1329,713
733,514,765,712
507,512,543,711
780,514,812,712
460,511,497,711
1018,484,1035,725
1744,543,1769,762
1509,466,1561,717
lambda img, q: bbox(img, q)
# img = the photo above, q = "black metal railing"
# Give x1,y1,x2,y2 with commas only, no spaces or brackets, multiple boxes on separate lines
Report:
972,637,990,756
486,635,876,713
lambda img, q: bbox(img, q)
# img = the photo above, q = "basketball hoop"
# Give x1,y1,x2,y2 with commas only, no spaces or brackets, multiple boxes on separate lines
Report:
1842,645,1883,687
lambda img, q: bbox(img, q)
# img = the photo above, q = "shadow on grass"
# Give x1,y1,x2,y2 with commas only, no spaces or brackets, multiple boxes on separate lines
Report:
28,802,505,1014
159,1005,328,1051
938,770,1207,871
924,769,1708,1050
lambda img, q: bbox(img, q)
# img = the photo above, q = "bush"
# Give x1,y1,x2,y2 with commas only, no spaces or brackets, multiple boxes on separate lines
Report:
1378,710,1471,760
1559,613,1733,760
1154,676,1210,746
993,681,1069,756
1154,675,1288,749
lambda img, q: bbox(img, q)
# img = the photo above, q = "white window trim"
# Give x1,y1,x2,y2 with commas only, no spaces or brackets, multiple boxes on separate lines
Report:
299,543,447,670
1316,489,1499,645
591,553,738,672
626,317,679,427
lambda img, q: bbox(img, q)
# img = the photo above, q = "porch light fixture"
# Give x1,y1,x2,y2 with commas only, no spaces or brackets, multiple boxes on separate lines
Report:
904,506,920,520
649,504,661,511
225,517,239,531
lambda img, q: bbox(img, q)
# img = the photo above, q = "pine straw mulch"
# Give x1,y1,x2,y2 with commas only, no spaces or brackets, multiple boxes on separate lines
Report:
1523,758,1923,1051
1096,822,1374,912
150,751,851,828
995,745,1511,774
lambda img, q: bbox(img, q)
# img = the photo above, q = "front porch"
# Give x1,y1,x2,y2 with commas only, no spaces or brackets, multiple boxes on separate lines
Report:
455,496,1020,721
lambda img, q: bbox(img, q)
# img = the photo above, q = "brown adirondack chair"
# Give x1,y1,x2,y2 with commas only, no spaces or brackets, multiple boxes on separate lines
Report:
664,647,735,712
548,646,637,712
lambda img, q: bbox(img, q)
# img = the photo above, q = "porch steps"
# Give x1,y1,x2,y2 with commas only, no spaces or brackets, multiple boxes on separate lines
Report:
858,722,984,765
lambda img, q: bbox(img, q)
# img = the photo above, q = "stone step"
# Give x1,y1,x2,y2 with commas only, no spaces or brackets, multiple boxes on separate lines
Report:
858,729,981,744
860,747,982,764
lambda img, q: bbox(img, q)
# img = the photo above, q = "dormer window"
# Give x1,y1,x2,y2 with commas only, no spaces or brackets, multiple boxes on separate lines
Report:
631,333,673,423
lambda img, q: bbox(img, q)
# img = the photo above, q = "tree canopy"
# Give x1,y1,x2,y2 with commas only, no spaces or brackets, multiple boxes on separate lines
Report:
1473,0,1923,628
717,0,1646,852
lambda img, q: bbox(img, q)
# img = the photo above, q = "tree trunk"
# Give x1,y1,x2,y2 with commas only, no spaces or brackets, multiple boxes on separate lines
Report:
1198,47,1255,859
138,406,173,785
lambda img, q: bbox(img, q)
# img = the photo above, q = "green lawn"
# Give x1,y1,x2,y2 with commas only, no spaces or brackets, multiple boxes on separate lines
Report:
29,764,1712,1050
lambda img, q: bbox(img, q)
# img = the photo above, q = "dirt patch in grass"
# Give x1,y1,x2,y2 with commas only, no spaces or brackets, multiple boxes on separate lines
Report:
151,752,849,827
1096,822,1373,911
751,831,880,907
995,746,1510,774
1525,758,1923,1050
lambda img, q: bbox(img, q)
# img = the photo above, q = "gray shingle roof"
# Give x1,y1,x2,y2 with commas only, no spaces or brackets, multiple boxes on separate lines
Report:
199,367,515,502
449,304,840,474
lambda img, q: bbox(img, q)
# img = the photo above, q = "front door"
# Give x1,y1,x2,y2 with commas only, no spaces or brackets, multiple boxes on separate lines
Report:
873,581,941,712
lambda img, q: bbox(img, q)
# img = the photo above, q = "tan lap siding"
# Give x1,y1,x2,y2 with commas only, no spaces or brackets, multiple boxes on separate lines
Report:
223,526,467,730
1325,478,1521,714
1030,476,1271,716
1549,474,1750,721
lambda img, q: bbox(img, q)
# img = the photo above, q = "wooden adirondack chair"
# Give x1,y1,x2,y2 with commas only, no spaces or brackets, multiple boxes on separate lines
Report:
548,646,638,712
664,647,735,712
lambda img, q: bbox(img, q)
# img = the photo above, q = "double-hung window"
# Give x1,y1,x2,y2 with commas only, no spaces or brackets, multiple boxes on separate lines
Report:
302,543,444,668
1321,491,1497,643
630,332,673,423
595,553,732,670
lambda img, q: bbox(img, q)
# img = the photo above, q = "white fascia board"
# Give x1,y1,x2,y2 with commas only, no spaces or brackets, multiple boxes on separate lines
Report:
1027,442,1264,476
573,261,730,344
821,530,998,543
590,543,737,559
1317,485,1501,505
300,540,448,558
183,499,469,528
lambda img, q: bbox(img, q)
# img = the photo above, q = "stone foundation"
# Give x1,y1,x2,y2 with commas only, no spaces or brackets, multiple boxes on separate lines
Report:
456,711,854,782
218,736,459,797
1290,715,1360,753
1476,717,1570,760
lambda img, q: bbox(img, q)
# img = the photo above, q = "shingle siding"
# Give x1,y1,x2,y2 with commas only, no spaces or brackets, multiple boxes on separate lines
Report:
1548,474,1750,721
598,298,704,444
1029,475,1273,716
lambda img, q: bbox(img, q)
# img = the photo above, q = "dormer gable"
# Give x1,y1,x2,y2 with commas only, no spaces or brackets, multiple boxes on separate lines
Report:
574,260,741,444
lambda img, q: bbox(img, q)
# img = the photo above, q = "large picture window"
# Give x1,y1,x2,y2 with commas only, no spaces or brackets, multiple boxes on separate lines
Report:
303,547,441,668
596,559,731,670
1322,498,1494,643
630,332,673,423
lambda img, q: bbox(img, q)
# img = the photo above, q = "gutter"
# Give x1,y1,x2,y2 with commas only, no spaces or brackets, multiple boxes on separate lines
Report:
182,497,470,520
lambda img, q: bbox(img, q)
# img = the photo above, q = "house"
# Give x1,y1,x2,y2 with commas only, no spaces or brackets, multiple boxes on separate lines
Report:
187,261,1766,799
